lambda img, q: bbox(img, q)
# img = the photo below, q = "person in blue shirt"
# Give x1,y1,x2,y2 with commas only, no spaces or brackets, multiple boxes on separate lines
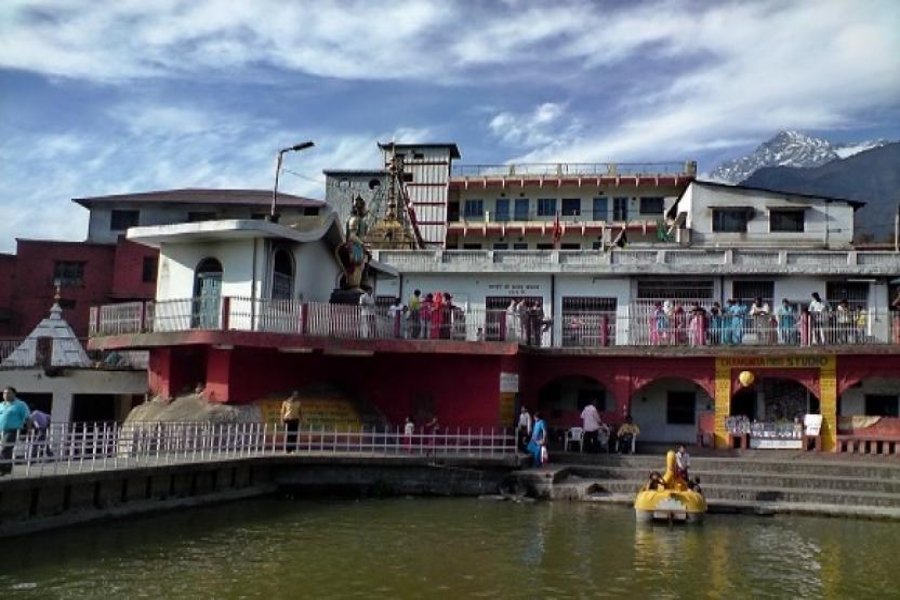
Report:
526,411,547,468
0,386,31,475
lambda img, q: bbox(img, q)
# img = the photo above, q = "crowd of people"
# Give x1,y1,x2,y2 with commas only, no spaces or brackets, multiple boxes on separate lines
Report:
504,299,552,346
647,292,870,347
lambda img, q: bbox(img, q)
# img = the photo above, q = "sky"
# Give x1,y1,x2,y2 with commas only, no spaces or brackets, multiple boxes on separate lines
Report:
1,0,899,253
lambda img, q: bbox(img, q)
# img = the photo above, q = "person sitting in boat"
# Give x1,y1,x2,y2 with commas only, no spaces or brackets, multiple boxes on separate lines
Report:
675,444,691,481
647,471,664,491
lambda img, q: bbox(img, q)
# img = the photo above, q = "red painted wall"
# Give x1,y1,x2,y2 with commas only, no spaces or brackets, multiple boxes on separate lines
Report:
149,346,208,399
111,239,159,300
10,240,116,338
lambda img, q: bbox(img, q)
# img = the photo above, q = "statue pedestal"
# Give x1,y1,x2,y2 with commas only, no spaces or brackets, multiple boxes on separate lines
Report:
330,288,364,305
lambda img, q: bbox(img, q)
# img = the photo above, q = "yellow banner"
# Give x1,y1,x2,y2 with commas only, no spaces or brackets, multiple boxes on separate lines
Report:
715,355,835,369
257,397,364,429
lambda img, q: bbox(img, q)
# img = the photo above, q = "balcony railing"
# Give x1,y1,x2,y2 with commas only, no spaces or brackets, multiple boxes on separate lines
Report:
90,297,900,350
451,161,692,178
449,208,646,224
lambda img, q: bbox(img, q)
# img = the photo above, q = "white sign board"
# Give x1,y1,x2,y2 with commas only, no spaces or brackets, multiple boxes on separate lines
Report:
804,414,822,436
749,438,803,450
500,372,519,393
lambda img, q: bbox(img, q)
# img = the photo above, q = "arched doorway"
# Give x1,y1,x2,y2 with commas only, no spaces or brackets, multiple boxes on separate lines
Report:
271,248,294,301
536,375,611,445
193,258,223,329
630,377,714,444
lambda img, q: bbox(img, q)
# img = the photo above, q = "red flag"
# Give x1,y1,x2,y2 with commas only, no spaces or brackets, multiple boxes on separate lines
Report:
552,211,562,248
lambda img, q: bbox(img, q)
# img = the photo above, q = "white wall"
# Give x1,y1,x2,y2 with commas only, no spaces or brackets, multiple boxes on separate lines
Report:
295,240,342,303
839,377,900,415
157,239,257,301
628,378,713,444
682,185,854,249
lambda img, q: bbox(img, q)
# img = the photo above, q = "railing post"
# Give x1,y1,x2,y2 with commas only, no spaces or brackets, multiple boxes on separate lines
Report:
601,314,609,347
300,302,309,335
221,297,231,331
139,302,147,333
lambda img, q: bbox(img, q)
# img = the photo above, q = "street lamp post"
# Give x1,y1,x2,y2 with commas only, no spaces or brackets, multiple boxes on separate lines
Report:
270,141,315,221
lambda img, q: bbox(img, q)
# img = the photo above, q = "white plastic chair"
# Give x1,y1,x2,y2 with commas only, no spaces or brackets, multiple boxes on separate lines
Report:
565,427,584,452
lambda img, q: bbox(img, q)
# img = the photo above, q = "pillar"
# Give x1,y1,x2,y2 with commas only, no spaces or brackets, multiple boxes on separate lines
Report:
51,391,74,424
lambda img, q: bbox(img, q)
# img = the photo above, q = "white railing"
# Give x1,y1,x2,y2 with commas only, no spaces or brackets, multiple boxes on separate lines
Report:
1,422,518,479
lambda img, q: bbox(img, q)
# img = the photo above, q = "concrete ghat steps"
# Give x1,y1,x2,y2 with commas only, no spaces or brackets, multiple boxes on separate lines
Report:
565,466,900,494
563,479,900,508
519,453,900,518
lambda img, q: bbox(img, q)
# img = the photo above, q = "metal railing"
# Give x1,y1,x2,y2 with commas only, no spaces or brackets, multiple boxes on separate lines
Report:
451,161,691,178
449,209,655,224
1,421,518,479
90,297,900,348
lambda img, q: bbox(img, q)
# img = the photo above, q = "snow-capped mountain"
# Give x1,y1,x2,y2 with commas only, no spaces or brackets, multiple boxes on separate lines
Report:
710,130,890,184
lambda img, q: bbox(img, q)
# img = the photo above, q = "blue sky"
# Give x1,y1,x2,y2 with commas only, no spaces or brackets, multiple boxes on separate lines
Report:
1,0,898,253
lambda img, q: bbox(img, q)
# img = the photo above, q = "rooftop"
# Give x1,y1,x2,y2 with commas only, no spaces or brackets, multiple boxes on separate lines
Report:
73,188,325,209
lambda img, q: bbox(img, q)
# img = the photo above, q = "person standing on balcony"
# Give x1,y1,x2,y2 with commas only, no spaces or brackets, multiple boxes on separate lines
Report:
408,289,422,339
359,286,376,338
280,391,303,454
0,387,30,475
750,297,770,343
505,299,518,342
809,292,829,345
726,299,746,345
388,297,405,339
777,299,797,345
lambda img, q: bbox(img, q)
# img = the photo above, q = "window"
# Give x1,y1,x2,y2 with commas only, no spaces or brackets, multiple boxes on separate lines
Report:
667,392,696,424
537,198,557,217
865,395,899,417
733,281,774,306
54,261,85,287
402,173,414,183
447,202,460,222
463,199,484,219
637,279,714,302
513,242,529,250
536,243,554,250
492,243,509,250
462,243,483,250
514,198,530,220
562,198,581,217
495,199,510,222
769,209,805,232
110,210,139,231
272,249,294,300
413,152,425,160
562,296,617,347
640,197,664,215
188,211,217,222
142,257,158,284
592,241,603,250
826,281,868,309
613,197,629,221
712,208,751,232
560,243,581,250
592,197,608,221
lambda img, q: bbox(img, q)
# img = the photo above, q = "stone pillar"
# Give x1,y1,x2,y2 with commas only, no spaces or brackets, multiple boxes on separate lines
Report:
51,391,74,423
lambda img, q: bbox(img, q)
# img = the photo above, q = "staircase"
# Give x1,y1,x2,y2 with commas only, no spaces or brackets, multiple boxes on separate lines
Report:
511,452,900,520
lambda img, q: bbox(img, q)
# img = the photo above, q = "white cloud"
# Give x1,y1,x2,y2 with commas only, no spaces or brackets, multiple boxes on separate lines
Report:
489,102,578,149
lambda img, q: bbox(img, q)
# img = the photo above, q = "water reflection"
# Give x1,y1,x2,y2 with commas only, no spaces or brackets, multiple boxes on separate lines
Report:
0,498,896,599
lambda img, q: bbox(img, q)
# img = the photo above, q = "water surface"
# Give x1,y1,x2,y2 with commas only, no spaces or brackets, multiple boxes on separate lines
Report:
2,497,897,598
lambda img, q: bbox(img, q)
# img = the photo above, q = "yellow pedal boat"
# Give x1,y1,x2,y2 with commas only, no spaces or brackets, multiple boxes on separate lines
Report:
634,450,707,523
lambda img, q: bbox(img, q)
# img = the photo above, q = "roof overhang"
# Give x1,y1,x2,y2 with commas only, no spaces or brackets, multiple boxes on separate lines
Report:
765,205,810,212
127,216,339,248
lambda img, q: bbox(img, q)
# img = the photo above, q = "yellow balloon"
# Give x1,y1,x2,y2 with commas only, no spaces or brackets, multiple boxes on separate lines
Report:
738,371,755,387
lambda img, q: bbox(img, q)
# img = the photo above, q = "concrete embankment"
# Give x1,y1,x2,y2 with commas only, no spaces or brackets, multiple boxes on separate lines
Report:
0,455,518,538
508,452,900,521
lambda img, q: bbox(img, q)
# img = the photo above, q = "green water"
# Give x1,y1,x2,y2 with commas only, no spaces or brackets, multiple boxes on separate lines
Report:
1,498,897,599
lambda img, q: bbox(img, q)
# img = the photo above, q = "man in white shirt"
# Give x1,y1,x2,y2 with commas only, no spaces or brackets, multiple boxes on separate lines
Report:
580,400,603,453
517,406,532,453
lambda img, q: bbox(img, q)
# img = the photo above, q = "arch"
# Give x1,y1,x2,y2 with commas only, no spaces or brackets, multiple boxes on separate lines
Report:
535,375,614,443
271,247,295,301
193,257,223,329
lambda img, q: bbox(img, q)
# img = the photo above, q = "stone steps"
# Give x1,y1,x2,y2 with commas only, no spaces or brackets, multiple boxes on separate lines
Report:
523,453,900,518
565,466,900,494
